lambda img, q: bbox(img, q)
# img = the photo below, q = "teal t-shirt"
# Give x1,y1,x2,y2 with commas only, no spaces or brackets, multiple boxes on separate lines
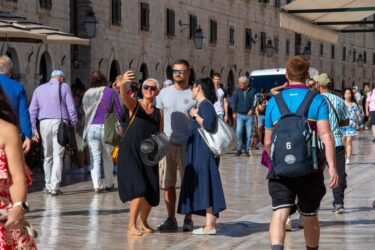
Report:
265,87,329,129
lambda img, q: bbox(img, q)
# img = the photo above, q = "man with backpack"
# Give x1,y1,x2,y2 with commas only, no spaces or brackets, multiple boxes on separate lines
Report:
264,56,339,250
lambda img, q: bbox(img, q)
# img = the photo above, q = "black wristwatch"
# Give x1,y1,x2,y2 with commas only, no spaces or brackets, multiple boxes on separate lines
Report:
13,201,30,213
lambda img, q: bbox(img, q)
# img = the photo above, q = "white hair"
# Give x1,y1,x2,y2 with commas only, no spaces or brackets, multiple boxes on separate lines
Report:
0,55,13,73
142,78,160,89
238,76,249,84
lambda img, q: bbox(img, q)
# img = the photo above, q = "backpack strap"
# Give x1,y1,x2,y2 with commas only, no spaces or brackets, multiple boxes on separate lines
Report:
275,93,290,116
296,91,316,116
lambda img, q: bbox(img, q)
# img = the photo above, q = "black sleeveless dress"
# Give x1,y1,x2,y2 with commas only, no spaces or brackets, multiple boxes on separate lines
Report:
117,103,160,206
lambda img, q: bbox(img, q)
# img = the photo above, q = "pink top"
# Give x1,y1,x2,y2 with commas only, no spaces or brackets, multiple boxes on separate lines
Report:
367,90,375,112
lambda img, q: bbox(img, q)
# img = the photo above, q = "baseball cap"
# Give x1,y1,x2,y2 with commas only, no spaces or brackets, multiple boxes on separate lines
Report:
51,70,65,77
313,73,330,86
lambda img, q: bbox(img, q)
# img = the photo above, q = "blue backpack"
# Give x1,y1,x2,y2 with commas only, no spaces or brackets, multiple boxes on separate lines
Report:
270,91,321,177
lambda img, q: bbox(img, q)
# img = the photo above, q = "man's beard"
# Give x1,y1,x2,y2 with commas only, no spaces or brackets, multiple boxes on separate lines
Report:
174,78,186,84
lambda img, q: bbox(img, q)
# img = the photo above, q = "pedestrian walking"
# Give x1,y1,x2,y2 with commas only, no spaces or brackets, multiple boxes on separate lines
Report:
29,70,78,196
340,88,360,165
264,56,338,250
0,55,32,154
365,84,375,142
82,70,122,193
177,78,226,235
315,73,350,214
212,73,229,122
232,76,257,157
118,72,163,236
156,59,196,232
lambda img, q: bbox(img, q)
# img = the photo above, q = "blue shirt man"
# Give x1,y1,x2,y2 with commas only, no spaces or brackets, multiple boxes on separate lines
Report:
0,56,32,153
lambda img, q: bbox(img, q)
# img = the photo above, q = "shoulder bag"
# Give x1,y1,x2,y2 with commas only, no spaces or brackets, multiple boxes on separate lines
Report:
324,96,349,127
197,103,238,156
57,83,77,149
102,91,122,146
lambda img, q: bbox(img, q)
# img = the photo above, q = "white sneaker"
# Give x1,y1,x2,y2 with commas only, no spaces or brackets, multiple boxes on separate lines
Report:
345,158,350,165
192,227,216,235
285,216,292,231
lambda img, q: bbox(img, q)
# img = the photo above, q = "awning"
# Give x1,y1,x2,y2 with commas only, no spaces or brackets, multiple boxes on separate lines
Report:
0,11,89,45
0,21,45,43
280,0,375,44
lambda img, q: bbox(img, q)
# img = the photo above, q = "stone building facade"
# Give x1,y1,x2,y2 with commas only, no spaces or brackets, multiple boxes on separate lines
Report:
0,0,71,97
1,0,375,97
73,0,375,91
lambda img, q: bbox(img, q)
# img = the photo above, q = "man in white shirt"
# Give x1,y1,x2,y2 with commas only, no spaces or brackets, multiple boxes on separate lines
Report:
212,73,229,122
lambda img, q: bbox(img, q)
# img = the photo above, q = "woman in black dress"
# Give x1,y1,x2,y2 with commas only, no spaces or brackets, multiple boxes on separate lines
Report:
118,71,163,236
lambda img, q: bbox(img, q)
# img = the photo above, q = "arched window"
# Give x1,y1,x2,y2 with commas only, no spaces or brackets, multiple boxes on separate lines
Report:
165,65,173,80
109,60,121,84
227,70,235,94
6,48,20,81
139,63,148,83
39,51,52,84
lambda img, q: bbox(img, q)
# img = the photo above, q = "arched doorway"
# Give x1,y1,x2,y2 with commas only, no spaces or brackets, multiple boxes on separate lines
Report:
227,70,235,94
39,52,52,84
6,48,20,81
139,63,148,83
209,69,215,79
109,60,121,84
165,65,173,80
189,68,196,86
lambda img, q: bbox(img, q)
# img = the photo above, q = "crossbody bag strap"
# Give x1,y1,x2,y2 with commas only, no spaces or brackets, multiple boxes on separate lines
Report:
58,83,63,120
122,102,140,139
324,96,340,125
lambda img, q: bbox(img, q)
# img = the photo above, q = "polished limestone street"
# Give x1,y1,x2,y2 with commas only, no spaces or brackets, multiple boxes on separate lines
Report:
27,131,375,250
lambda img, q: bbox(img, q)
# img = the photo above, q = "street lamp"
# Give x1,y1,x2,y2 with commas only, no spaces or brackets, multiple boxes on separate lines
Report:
356,53,364,67
265,39,274,57
84,8,98,38
302,45,312,60
194,26,204,49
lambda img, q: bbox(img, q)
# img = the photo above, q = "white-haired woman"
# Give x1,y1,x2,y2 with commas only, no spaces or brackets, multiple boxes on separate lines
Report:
118,71,163,236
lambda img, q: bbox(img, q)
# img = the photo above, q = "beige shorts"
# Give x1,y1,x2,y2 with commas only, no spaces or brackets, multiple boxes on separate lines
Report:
159,144,186,189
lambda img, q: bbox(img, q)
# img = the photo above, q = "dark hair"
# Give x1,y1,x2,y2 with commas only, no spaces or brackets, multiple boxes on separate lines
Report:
285,56,310,82
343,88,356,104
194,78,217,104
0,86,17,126
212,72,221,78
172,59,190,70
90,70,108,88
260,88,267,94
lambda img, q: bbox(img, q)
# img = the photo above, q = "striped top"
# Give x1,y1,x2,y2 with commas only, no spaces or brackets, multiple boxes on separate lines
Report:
321,93,349,147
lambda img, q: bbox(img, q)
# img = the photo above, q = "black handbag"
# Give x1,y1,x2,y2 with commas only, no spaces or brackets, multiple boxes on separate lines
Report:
57,83,77,148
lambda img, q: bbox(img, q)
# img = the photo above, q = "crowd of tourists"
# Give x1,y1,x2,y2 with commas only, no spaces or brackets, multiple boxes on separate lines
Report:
0,53,374,249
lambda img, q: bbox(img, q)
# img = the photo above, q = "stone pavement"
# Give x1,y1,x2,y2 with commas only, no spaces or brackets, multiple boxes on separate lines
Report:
26,131,375,250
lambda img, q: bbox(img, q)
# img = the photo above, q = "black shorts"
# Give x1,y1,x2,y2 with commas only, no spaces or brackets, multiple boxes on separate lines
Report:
369,111,375,126
268,173,326,216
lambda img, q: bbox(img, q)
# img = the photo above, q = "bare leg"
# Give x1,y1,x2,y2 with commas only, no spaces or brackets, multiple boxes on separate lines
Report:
269,208,290,246
257,126,263,145
346,137,352,159
128,197,143,236
204,207,217,229
372,125,375,137
164,186,176,219
303,216,320,248
140,199,154,233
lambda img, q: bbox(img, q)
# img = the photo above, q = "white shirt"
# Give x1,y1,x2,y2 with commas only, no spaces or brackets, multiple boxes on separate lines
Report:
214,88,225,115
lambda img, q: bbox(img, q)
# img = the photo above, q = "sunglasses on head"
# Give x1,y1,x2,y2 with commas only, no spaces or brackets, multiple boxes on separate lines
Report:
143,85,157,91
172,69,187,74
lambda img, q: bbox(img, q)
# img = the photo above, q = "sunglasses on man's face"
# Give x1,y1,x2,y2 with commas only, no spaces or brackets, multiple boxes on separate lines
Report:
172,69,187,75
143,85,157,91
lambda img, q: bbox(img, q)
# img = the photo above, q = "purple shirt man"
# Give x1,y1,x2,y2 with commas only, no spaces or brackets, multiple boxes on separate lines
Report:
29,78,78,135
